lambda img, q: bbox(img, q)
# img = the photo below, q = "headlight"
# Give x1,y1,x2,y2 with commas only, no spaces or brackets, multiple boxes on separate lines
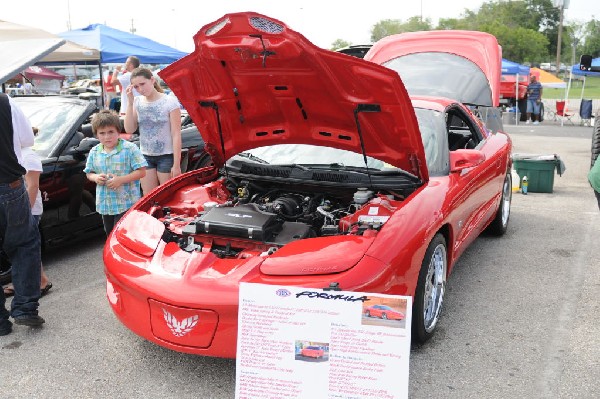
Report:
114,210,165,257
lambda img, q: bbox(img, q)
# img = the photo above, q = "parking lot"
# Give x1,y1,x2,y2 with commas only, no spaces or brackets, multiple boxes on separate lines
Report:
1,123,599,398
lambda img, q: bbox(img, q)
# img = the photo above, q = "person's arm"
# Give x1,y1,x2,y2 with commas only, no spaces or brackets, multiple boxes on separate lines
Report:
9,97,35,148
123,91,138,133
111,66,122,88
169,107,182,177
24,170,40,208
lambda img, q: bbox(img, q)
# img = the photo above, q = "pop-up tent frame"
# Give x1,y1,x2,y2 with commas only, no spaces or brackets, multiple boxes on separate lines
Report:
501,58,530,125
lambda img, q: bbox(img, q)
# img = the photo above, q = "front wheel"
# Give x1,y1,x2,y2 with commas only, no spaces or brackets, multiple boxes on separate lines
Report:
485,171,512,236
412,234,447,344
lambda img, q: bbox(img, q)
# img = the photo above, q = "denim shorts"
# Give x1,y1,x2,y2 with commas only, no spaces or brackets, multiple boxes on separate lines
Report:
144,154,174,173
526,99,541,114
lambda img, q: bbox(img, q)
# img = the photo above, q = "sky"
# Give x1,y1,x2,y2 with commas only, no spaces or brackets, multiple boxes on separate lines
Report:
3,0,599,54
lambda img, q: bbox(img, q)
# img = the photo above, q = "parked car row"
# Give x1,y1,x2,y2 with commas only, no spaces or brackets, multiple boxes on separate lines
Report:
0,95,211,278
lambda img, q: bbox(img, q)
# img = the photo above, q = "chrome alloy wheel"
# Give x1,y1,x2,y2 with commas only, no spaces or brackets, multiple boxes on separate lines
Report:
423,243,447,333
501,174,512,227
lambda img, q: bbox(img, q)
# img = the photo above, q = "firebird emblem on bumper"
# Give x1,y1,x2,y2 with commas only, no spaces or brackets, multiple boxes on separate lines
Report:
162,309,199,337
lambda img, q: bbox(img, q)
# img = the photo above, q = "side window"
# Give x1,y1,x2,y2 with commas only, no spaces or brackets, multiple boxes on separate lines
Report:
447,108,483,151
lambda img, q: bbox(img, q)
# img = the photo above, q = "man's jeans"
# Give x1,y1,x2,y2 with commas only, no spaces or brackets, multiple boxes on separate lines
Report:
0,179,41,322
526,99,541,115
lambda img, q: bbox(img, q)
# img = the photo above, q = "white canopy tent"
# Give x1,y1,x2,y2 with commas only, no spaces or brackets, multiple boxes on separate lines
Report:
0,20,65,84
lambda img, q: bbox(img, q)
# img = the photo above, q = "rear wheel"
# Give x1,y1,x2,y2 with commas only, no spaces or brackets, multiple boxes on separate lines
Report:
485,171,512,236
382,313,388,320
592,116,600,167
412,234,447,343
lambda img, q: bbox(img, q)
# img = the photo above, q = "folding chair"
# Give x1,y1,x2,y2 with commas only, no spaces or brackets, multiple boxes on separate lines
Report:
555,100,574,125
579,99,593,127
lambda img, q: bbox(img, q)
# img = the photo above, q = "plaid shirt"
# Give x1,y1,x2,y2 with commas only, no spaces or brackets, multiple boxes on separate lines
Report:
84,139,147,215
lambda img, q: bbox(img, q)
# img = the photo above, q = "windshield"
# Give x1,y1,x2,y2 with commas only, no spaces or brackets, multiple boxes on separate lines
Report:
239,145,389,170
233,108,448,177
415,108,449,176
15,98,89,157
383,52,492,106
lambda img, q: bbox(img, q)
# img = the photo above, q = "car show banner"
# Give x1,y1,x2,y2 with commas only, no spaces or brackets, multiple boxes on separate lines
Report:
235,283,412,399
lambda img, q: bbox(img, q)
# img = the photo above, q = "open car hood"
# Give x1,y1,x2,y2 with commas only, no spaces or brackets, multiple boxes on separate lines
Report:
365,30,502,107
160,12,427,181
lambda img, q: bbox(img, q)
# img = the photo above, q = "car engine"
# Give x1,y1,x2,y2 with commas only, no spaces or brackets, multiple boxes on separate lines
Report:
152,177,401,257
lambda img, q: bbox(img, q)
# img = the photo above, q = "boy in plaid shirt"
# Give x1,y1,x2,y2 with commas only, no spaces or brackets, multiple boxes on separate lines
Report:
84,110,147,235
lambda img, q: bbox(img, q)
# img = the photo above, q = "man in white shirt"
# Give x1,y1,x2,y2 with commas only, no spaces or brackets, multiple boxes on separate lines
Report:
0,94,45,335
111,55,140,115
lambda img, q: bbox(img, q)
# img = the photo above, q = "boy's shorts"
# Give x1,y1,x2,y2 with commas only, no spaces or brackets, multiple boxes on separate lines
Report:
143,154,174,173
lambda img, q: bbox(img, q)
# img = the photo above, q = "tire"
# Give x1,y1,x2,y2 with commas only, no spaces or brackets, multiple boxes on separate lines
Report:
592,116,600,167
382,313,388,320
412,233,447,344
539,103,545,122
485,171,512,236
188,151,213,172
365,310,371,318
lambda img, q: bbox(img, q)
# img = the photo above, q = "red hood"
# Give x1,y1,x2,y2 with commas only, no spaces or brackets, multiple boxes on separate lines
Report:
365,30,502,107
159,12,427,180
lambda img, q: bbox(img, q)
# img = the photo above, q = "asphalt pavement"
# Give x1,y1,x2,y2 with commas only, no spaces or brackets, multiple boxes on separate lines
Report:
1,121,599,399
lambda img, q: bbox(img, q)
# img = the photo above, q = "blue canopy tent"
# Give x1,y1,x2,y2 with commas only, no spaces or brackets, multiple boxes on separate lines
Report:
566,57,600,119
501,58,530,125
58,24,187,64
502,58,530,76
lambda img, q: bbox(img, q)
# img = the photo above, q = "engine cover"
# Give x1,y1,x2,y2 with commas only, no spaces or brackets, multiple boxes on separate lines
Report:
194,204,281,241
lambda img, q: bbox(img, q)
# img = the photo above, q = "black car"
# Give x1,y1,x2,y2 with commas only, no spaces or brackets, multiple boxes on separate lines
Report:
9,95,209,248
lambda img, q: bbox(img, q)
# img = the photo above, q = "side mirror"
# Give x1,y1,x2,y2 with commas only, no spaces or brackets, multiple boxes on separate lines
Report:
450,149,486,173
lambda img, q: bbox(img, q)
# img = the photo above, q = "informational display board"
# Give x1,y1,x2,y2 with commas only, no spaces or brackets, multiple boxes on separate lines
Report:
235,283,412,399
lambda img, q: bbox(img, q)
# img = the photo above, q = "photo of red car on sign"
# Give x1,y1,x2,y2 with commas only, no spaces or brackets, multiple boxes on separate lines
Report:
364,305,405,321
301,346,325,358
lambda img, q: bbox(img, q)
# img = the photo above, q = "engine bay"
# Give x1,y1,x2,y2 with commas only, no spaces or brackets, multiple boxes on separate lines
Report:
149,176,406,258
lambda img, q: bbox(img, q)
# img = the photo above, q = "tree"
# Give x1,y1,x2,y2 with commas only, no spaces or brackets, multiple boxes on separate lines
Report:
580,18,600,58
370,17,433,42
436,0,558,62
330,39,352,51
483,22,549,63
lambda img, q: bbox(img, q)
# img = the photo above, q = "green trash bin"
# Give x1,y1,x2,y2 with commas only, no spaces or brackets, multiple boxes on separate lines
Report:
513,154,564,193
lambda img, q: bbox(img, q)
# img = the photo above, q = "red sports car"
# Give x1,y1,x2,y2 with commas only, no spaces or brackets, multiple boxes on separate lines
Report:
103,13,512,358
300,346,325,358
364,305,405,321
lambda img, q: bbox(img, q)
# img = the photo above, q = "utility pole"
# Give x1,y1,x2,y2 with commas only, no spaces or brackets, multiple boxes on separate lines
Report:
66,0,72,30
556,2,564,77
130,19,136,35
